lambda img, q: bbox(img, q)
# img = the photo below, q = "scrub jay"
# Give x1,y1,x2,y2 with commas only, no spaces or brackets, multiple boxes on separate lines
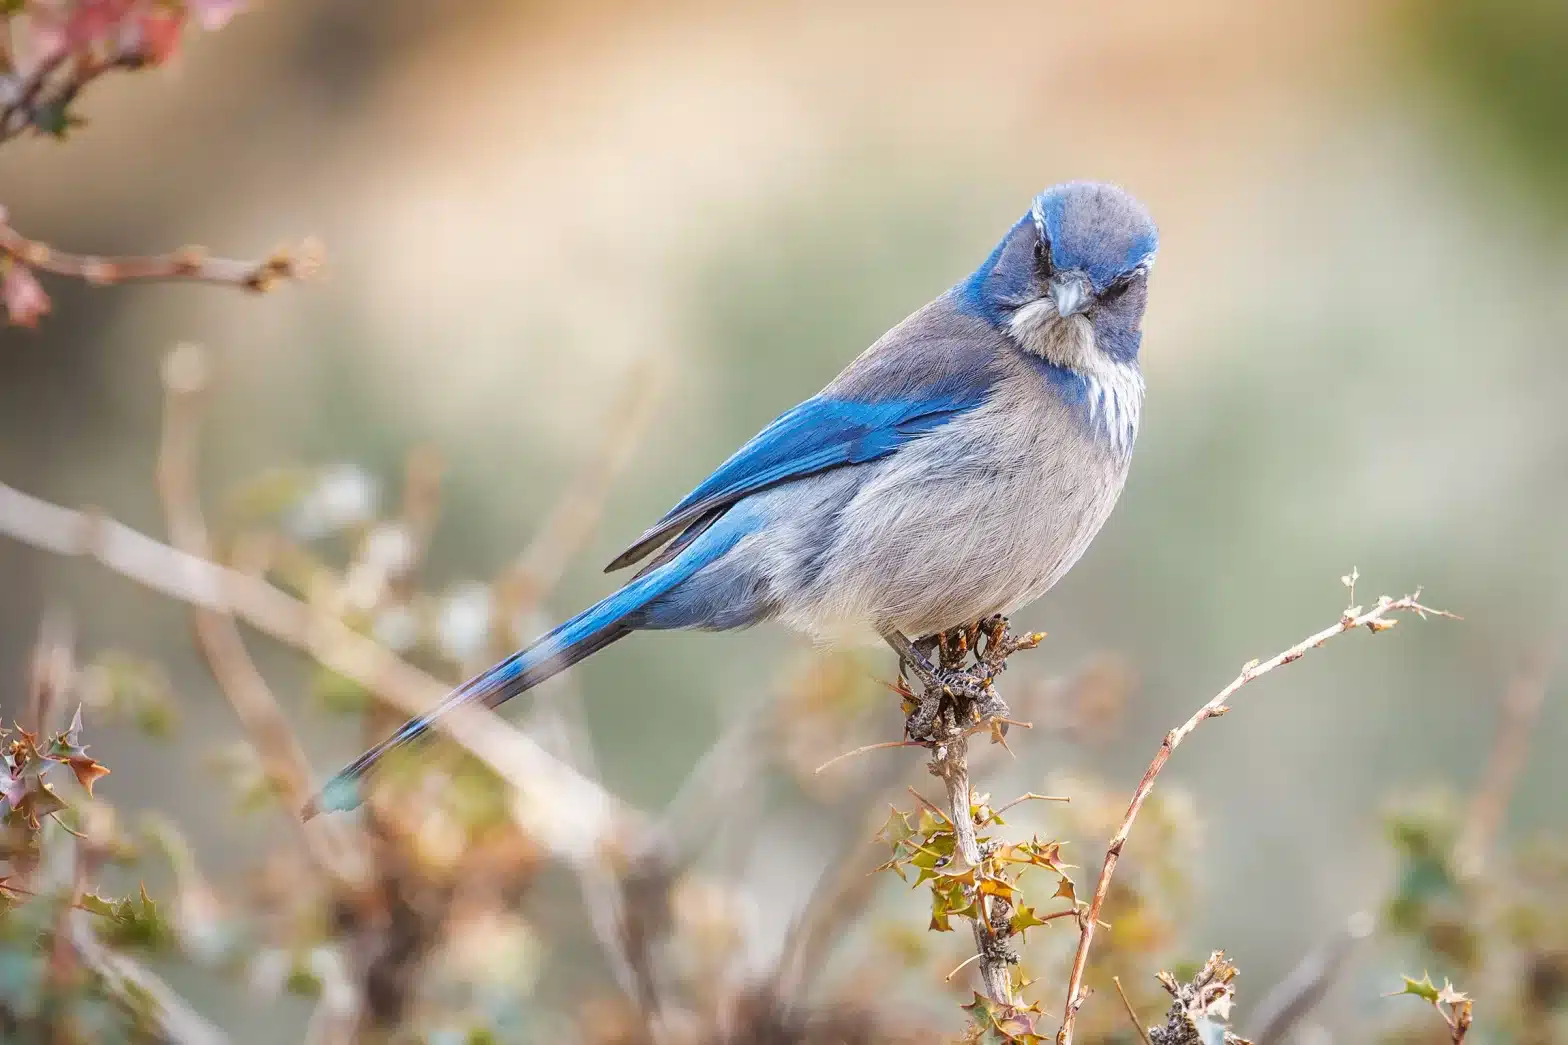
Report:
310,180,1157,814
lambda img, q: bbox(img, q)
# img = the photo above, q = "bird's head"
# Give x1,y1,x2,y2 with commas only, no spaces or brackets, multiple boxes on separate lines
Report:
960,181,1158,373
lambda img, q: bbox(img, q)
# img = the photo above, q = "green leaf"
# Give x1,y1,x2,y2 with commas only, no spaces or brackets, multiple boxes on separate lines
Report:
98,885,174,952
875,806,915,847
1008,905,1048,937
1396,972,1441,1004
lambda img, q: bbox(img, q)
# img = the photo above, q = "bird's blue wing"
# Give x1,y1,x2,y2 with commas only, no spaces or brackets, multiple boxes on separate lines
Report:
605,392,983,572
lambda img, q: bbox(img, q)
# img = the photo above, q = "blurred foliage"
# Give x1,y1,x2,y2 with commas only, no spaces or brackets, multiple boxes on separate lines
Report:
1397,0,1568,217
0,702,180,1044
1381,791,1568,1045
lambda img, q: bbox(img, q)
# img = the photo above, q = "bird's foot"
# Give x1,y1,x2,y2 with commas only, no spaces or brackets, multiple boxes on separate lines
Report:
899,652,1000,742
897,617,1042,741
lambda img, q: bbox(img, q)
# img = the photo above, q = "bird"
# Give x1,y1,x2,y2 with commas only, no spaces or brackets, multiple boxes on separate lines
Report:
306,180,1157,816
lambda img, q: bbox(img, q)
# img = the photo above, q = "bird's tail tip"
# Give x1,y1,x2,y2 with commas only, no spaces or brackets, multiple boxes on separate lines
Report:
298,772,364,822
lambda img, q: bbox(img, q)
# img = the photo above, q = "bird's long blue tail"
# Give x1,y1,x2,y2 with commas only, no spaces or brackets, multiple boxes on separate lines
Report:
303,527,732,818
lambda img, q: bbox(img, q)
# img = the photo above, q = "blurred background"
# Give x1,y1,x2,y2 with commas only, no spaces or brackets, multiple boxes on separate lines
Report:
1,0,1565,1042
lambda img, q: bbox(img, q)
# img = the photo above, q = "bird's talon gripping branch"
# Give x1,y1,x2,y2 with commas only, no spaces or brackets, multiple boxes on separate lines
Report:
897,620,1031,741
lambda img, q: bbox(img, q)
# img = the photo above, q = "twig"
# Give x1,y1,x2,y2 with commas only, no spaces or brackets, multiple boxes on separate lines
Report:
946,952,984,982
1456,648,1556,876
1056,591,1456,1045
155,343,366,887
985,791,1070,823
491,360,660,642
1113,976,1154,1045
812,738,925,775
0,477,636,869
0,219,320,293
1248,911,1374,1044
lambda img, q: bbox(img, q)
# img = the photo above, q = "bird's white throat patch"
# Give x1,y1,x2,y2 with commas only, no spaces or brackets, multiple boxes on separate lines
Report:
1008,298,1143,451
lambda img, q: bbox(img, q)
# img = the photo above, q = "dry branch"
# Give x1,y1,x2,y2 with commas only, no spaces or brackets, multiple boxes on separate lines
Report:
1457,648,1556,876
0,477,636,868
1248,911,1374,1044
0,218,320,293
1056,591,1456,1045
156,343,368,887
930,731,1014,1007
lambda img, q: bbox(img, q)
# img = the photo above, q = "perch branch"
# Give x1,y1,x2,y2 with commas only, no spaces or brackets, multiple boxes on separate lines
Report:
0,478,636,868
931,730,1014,1007
1056,591,1456,1045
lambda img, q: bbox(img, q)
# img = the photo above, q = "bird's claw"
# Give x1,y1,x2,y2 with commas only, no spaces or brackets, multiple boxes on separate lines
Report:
899,617,1030,741
900,659,1003,741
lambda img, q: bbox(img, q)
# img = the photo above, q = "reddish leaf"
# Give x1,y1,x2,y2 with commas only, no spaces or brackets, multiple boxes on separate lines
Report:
2,261,52,328
69,756,111,796
135,10,186,65
190,0,248,31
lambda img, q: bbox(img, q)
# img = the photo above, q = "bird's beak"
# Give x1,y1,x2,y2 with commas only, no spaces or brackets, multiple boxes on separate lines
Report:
1048,273,1092,318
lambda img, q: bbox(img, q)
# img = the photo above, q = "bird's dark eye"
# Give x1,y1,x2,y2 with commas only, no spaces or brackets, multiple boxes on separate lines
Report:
1099,270,1139,305
1033,237,1054,278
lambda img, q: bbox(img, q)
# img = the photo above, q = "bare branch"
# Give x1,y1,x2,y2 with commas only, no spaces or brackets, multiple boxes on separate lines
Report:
0,218,320,294
1248,910,1374,1044
1114,976,1154,1045
1056,591,1456,1045
1457,647,1556,876
156,344,367,888
0,477,637,868
491,360,661,638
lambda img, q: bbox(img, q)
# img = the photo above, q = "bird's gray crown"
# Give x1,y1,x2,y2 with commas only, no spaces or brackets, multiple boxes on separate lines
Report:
1031,182,1158,293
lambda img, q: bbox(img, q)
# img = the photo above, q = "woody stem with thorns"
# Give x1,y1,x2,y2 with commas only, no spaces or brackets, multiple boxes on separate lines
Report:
896,618,1046,1010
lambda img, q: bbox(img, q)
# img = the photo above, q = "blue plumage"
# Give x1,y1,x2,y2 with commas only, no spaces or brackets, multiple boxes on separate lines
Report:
307,181,1159,815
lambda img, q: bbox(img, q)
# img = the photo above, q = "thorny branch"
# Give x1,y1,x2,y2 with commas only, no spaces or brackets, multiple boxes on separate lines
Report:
893,619,1045,1012
68,912,232,1045
930,730,1014,1007
1149,952,1252,1045
1055,590,1457,1045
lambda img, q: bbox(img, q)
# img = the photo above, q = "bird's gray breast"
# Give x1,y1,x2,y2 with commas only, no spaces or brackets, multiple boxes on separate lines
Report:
782,354,1137,644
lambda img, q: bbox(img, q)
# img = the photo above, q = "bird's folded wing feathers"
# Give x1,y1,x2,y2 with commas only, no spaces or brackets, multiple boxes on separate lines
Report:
604,392,984,572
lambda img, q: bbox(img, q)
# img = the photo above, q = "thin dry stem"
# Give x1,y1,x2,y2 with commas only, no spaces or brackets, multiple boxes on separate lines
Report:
1113,976,1154,1045
1056,591,1456,1045
155,343,368,887
0,220,320,294
491,361,660,640
812,738,925,775
1457,647,1556,876
986,791,1070,822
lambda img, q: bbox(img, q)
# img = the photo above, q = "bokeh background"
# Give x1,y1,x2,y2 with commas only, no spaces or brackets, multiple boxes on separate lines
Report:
2,0,1565,1041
